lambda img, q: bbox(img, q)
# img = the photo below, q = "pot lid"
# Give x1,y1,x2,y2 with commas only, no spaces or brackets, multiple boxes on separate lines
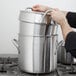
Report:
19,8,48,24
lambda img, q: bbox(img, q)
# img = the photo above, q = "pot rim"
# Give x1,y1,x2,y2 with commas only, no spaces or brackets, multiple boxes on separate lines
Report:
18,33,58,37
20,10,45,15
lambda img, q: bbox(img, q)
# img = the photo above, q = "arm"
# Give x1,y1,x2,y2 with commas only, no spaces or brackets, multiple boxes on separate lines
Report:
60,19,73,40
32,5,75,39
50,9,73,40
61,11,76,28
32,5,76,28
65,32,76,58
66,12,76,28
50,9,76,57
32,5,76,57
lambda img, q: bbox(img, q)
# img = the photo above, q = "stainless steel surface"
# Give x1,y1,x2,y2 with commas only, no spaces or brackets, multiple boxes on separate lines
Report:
19,21,46,36
13,35,58,73
19,8,58,36
19,9,47,36
18,35,45,73
19,9,47,24
44,35,58,72
57,41,73,64
46,21,58,36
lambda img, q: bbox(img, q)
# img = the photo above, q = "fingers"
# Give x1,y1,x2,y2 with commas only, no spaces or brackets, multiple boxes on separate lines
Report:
32,4,40,11
32,8,40,11
33,4,40,8
53,8,59,11
32,4,48,12
50,8,59,15
50,9,55,15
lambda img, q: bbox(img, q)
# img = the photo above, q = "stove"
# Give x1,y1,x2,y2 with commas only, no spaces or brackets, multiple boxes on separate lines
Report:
0,54,76,76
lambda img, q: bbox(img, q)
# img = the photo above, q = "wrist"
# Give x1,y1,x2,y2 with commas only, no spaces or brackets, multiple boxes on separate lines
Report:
62,11,68,17
60,18,68,26
60,19,73,40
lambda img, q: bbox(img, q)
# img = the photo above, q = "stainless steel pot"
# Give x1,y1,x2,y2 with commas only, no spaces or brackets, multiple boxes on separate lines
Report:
12,8,58,74
12,34,58,73
19,8,58,36
57,41,73,64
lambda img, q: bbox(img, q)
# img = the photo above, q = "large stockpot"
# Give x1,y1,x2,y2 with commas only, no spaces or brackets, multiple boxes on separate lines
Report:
12,34,58,73
19,8,58,36
12,8,58,74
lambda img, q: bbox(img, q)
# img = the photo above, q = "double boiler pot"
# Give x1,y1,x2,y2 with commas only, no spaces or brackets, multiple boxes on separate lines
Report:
13,8,58,74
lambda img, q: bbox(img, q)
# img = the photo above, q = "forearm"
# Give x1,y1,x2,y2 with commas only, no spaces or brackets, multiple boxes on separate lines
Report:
61,10,76,28
60,19,73,40
46,8,75,40
62,11,68,17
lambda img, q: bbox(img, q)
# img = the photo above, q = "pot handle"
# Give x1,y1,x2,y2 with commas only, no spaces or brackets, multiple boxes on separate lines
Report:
57,40,64,49
25,7,32,11
42,9,58,35
58,40,64,46
12,39,18,49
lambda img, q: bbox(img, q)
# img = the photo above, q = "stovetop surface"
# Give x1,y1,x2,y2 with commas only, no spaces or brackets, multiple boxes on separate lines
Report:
0,54,76,76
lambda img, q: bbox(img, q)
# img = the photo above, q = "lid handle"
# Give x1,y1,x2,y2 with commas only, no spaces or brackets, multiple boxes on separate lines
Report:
25,7,32,11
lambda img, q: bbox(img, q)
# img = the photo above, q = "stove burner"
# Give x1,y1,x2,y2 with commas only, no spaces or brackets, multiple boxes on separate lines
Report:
0,55,76,76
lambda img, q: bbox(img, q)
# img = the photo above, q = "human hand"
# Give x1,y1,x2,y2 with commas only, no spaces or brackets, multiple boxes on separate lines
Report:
50,9,67,25
32,4,50,12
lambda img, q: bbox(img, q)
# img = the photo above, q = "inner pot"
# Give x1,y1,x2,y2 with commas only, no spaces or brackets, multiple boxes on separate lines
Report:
19,9,58,36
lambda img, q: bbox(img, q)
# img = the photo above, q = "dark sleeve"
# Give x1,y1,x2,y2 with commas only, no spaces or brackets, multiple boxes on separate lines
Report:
65,31,76,57
66,12,76,28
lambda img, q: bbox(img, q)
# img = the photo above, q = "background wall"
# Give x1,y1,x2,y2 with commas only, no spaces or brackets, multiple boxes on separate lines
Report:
0,0,76,54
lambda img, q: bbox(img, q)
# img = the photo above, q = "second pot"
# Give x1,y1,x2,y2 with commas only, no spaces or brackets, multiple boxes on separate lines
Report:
57,41,73,64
